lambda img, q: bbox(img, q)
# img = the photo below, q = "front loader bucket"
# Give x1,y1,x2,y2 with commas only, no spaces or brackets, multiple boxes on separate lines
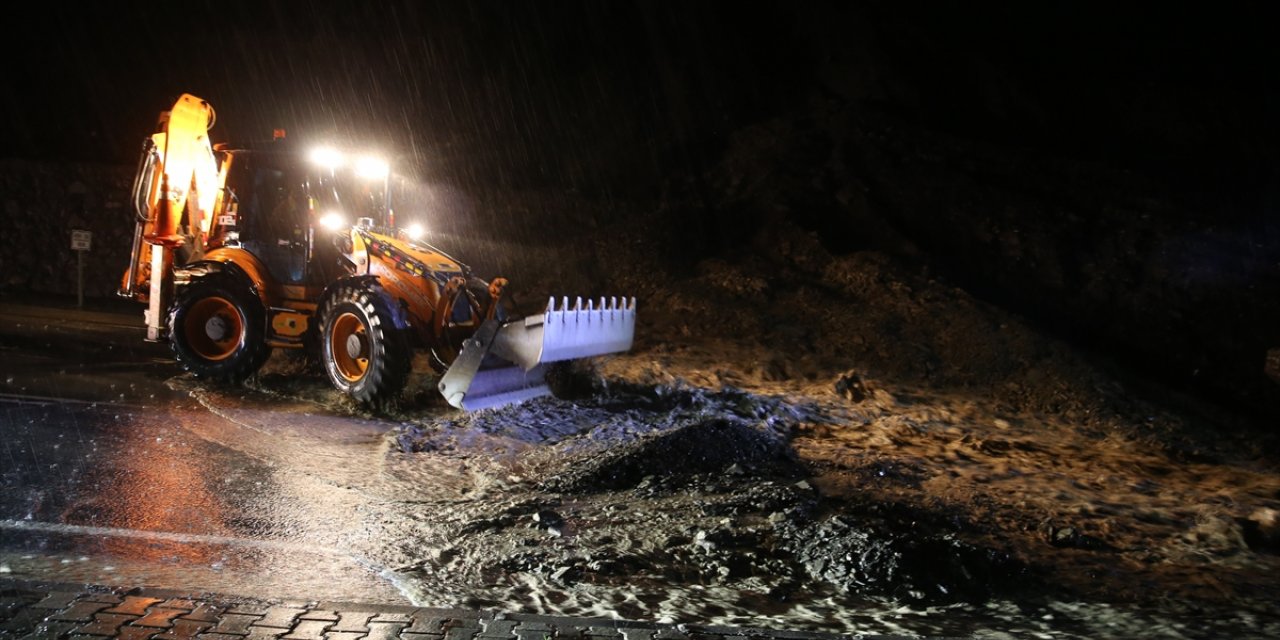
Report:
438,297,636,410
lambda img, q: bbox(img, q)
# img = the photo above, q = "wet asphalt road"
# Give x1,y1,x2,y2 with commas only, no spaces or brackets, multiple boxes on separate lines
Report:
0,301,411,603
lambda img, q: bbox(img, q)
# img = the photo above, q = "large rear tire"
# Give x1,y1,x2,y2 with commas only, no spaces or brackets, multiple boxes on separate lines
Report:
168,274,271,382
318,281,411,408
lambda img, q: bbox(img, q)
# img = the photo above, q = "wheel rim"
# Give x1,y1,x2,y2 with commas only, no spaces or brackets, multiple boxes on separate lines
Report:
329,312,369,383
183,297,244,361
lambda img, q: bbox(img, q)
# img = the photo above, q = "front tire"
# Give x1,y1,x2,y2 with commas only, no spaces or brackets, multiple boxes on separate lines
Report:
168,274,271,382
318,281,411,407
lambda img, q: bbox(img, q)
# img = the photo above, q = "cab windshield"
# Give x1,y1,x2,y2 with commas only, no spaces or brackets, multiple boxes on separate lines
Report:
307,169,389,227
221,149,390,283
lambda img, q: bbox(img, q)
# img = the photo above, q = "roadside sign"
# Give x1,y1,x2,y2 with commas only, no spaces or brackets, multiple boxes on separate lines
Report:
71,230,92,251
71,230,92,309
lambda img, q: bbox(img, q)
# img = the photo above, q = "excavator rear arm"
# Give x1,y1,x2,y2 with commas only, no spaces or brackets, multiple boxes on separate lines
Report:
144,94,220,246
121,94,221,341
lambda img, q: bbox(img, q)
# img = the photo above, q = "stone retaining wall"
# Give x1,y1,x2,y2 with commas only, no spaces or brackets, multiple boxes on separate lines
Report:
0,159,136,299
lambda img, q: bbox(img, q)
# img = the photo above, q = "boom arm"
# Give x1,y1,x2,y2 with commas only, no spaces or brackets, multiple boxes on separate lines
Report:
143,94,220,246
121,93,221,341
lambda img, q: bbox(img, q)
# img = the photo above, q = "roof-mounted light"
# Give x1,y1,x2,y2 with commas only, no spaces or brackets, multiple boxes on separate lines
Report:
309,147,344,170
355,156,389,180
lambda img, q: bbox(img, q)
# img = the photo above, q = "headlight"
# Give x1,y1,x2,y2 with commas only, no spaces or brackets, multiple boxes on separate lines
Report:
319,211,347,231
405,223,426,240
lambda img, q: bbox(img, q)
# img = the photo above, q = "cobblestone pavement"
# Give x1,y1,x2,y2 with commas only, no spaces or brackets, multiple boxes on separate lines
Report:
0,582,936,640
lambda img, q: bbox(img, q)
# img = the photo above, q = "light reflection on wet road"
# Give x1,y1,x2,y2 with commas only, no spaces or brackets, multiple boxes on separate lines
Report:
0,304,409,603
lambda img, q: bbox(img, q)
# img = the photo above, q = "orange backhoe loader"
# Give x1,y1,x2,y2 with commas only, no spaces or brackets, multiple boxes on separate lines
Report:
121,94,635,410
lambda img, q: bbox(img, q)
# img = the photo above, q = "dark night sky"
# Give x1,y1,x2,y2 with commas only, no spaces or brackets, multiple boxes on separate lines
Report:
3,1,1276,192
3,1,810,190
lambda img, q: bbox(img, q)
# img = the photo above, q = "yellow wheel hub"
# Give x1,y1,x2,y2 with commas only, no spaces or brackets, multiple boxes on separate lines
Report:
329,312,369,383
184,297,243,362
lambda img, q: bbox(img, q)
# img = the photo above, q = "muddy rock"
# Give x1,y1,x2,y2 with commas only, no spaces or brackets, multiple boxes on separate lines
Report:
532,510,565,537
834,370,872,402
777,509,1028,603
1182,511,1250,557
1242,508,1280,553
533,510,564,528
1038,520,1115,551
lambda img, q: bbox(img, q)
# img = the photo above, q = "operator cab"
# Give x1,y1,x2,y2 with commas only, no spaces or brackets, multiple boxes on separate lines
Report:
215,146,390,286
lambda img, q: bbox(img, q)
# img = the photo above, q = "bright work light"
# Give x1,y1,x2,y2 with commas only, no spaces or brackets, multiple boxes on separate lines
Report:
355,156,390,180
319,211,347,231
309,147,344,170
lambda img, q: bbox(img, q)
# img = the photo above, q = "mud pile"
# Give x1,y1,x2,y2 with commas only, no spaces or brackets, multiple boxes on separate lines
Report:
388,379,1035,623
